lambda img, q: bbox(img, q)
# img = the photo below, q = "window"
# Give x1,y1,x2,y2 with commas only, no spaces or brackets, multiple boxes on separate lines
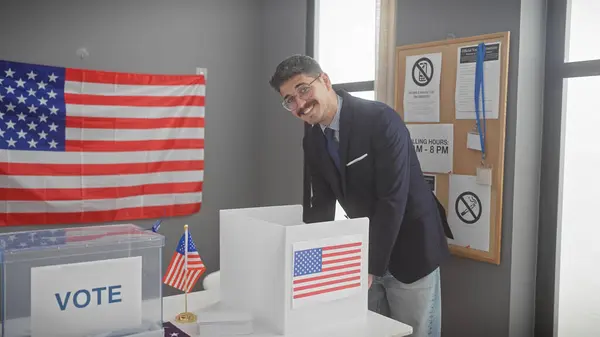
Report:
557,75,600,336
556,2,600,336
312,0,377,95
565,0,600,62
537,0,600,335
350,90,375,101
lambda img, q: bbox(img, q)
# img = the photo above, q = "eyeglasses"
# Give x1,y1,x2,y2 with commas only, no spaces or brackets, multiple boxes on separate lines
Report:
281,74,321,111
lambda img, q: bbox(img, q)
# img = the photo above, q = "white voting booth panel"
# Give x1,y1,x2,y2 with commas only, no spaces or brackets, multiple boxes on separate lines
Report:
220,205,369,335
0,224,164,337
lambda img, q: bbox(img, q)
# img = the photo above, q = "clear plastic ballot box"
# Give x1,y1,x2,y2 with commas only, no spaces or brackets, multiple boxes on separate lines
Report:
0,224,165,337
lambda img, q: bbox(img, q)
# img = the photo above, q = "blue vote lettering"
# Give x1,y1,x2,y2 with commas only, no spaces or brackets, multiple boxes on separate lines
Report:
55,285,122,311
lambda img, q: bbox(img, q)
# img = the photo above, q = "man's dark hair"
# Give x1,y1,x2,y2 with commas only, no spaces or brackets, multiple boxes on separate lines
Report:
269,54,323,92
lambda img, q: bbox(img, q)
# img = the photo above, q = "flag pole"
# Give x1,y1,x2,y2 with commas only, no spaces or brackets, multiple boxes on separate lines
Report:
184,224,188,314
175,224,197,324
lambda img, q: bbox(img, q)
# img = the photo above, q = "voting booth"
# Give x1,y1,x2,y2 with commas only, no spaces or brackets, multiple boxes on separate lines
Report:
0,224,165,337
219,205,369,335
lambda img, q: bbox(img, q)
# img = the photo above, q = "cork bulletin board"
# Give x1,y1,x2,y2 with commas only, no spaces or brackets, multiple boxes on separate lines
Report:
394,32,510,264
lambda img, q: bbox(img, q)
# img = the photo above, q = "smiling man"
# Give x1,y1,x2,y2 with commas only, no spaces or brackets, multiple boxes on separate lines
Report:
269,55,452,337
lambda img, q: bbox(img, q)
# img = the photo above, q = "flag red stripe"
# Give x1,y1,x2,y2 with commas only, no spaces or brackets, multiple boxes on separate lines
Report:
186,261,205,268
172,258,187,290
322,262,361,272
1,182,202,201
293,275,361,292
173,265,186,289
181,271,202,292
65,139,204,152
293,269,361,285
292,283,361,299
186,259,203,264
322,242,362,251
185,270,204,292
188,273,202,291
65,93,204,107
322,249,362,258
65,116,205,129
0,202,200,226
65,68,206,86
322,255,361,265
0,160,204,176
163,253,184,286
184,253,204,265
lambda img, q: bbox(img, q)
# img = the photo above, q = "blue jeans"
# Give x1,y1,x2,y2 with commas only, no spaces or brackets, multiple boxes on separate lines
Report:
368,267,441,337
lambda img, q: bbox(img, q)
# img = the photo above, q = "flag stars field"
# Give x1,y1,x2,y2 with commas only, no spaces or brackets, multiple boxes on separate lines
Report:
1,64,61,152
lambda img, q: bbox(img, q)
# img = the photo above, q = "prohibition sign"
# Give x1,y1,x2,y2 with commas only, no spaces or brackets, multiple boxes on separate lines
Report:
411,57,434,87
454,191,482,225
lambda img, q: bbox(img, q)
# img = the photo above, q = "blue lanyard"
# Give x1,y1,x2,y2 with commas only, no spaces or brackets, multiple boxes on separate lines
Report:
474,43,486,160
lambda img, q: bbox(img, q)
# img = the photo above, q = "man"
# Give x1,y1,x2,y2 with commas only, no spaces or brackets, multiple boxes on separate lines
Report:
269,55,451,337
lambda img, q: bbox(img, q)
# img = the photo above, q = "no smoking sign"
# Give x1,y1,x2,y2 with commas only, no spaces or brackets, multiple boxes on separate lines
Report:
454,191,482,225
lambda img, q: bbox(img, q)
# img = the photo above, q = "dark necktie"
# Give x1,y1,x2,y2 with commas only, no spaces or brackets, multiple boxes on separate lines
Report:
324,127,340,170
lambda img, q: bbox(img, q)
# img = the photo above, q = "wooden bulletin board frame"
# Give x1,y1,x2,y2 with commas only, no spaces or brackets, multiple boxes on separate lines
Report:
394,32,510,264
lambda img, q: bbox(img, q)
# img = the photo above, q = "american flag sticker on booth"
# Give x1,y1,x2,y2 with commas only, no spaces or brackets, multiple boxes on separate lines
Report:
291,234,364,309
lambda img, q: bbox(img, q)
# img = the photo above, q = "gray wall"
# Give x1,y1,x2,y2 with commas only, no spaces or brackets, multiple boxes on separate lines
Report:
0,0,266,296
397,0,545,336
259,0,307,206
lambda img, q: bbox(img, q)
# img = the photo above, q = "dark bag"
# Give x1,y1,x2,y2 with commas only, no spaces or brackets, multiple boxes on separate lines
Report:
433,193,454,239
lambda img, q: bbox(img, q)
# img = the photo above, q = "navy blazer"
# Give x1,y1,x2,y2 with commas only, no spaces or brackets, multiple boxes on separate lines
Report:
303,90,451,284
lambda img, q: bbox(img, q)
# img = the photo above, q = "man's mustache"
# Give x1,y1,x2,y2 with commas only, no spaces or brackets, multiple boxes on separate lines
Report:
297,100,317,116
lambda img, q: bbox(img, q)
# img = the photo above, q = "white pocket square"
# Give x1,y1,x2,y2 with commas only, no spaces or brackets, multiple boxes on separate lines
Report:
347,153,368,166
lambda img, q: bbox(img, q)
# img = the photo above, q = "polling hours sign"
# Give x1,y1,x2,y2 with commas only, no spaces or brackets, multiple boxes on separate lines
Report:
406,124,454,173
30,256,142,337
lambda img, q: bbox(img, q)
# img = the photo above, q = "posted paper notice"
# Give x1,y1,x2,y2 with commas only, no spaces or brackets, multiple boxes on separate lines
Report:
447,174,491,252
455,42,501,120
406,124,454,173
404,52,442,122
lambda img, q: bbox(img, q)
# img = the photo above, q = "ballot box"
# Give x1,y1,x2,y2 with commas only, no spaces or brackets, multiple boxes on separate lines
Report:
0,224,165,337
220,205,369,335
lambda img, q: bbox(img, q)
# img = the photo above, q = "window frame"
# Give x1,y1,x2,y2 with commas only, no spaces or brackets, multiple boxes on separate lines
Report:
536,0,600,336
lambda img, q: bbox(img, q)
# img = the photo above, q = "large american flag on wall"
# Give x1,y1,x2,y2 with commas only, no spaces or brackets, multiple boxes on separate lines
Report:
0,60,205,226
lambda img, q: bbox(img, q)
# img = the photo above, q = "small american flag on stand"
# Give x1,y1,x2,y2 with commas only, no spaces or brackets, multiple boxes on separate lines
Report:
292,235,363,307
163,225,206,292
0,60,205,226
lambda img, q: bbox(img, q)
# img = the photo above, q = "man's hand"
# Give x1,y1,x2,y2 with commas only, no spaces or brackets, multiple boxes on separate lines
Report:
368,274,374,288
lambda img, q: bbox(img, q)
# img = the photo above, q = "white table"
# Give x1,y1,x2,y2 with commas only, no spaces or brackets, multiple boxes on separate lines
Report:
1,273,411,337
163,273,413,337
